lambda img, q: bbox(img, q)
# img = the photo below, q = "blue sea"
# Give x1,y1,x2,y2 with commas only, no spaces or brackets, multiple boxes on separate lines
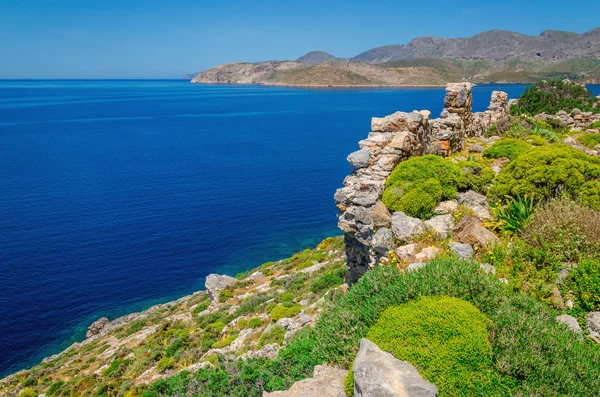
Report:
1,80,596,378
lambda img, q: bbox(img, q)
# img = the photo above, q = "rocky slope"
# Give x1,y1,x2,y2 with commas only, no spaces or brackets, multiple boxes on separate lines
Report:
191,27,600,86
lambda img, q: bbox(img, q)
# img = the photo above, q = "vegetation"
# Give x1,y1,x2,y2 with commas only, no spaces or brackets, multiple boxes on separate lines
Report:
565,259,600,312
482,139,532,160
578,133,600,148
367,296,510,396
489,144,600,209
510,79,600,116
457,160,495,193
487,195,536,234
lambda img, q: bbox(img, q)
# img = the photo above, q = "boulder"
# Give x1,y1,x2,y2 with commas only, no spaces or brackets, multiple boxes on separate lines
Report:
372,112,411,132
391,212,425,242
479,263,496,274
453,215,498,247
263,365,346,397
86,317,110,338
372,228,393,254
394,243,417,262
556,314,582,334
347,149,371,168
448,242,474,259
456,190,491,220
586,312,600,342
372,201,392,228
433,200,457,215
205,274,237,302
468,144,485,153
424,214,454,238
415,247,441,263
353,338,437,397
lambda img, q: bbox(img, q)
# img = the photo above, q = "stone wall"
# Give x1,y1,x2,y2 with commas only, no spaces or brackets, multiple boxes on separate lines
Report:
335,83,509,283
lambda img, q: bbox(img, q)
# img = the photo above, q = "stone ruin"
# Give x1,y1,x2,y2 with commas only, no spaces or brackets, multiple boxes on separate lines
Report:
334,83,510,282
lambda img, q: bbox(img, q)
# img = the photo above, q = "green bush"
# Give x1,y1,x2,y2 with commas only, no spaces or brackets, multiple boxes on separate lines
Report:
19,389,37,397
259,326,286,347
503,122,530,139
218,289,234,303
270,305,302,321
205,321,225,336
367,296,509,396
248,318,262,329
565,259,600,311
457,161,495,193
343,368,354,396
589,121,600,129
482,139,532,160
383,155,465,218
512,79,600,115
490,144,600,209
47,381,65,396
309,268,345,294
578,133,600,148
156,357,176,373
524,135,546,146
212,334,238,349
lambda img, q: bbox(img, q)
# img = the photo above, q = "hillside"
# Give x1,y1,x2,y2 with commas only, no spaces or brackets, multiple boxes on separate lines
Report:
191,27,600,86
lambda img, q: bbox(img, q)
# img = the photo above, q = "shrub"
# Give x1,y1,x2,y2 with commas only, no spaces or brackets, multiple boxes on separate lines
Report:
487,195,536,234
218,289,234,303
524,135,546,146
205,321,225,336
156,357,176,373
47,381,65,396
589,121,600,129
457,161,495,193
259,326,286,347
343,368,354,396
565,259,600,311
512,79,600,115
578,133,600,148
382,179,442,218
482,139,532,160
237,319,248,329
367,296,509,396
503,122,530,139
309,268,345,294
248,318,262,329
489,144,600,209
212,334,238,349
530,125,559,143
522,199,600,261
19,390,37,397
270,304,302,321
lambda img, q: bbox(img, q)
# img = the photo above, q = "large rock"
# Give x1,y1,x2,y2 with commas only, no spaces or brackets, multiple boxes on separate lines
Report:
414,247,441,263
372,228,393,254
456,190,491,220
372,111,416,132
347,149,371,168
205,274,237,302
433,200,457,215
424,214,454,238
453,215,498,247
353,339,437,397
556,314,582,334
394,243,417,262
448,242,474,259
373,201,392,228
263,365,346,397
86,317,110,338
586,312,600,342
392,212,425,242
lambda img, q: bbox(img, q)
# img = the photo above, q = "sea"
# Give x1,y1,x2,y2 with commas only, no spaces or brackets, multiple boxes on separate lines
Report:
1,80,597,377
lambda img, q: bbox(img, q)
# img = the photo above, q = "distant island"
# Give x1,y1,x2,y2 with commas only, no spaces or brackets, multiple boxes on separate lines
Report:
191,27,600,87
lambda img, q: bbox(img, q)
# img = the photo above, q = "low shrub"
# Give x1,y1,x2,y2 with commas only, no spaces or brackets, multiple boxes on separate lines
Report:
218,289,234,303
205,321,225,336
259,326,286,347
524,135,546,146
589,121,600,129
383,155,463,218
578,133,600,148
367,296,510,396
270,305,302,321
457,161,495,193
522,199,600,262
156,357,176,373
502,123,530,139
489,144,600,209
248,318,262,329
511,79,600,115
482,139,532,160
564,259,600,312
343,368,354,397
212,334,238,349
309,267,345,294
19,390,36,397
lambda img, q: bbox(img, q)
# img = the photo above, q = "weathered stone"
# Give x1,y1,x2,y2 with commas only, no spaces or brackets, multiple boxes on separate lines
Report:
347,149,371,168
353,338,437,397
372,112,411,132
391,212,425,242
456,190,491,220
556,314,582,334
205,274,237,302
479,263,496,274
415,247,441,262
448,242,474,259
263,365,346,397
551,287,565,309
394,243,417,262
469,144,485,153
433,200,457,215
373,201,392,228
586,312,600,341
424,214,454,238
86,317,110,339
453,216,498,247
372,228,393,254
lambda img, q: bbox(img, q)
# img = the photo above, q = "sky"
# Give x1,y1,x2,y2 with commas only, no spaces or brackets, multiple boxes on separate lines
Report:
1,0,600,79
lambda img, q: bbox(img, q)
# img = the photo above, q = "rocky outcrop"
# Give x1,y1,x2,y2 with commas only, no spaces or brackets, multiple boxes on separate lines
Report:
205,273,237,302
352,339,437,397
335,83,507,282
86,317,110,338
556,314,582,334
263,365,347,397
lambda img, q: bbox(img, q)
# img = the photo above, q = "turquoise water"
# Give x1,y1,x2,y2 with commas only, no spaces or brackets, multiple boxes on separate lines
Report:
0,81,549,377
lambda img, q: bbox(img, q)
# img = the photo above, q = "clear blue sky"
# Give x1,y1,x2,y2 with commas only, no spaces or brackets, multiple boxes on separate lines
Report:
2,0,599,79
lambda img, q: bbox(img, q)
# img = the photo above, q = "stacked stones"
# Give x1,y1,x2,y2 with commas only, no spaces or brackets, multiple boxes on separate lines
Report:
536,109,600,130
335,83,509,282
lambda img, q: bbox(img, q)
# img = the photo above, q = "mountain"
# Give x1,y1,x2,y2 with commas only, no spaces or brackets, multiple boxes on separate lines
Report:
192,27,600,86
296,51,345,64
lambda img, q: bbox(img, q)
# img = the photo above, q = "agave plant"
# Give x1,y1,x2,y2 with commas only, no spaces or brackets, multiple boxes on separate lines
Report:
487,195,536,235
